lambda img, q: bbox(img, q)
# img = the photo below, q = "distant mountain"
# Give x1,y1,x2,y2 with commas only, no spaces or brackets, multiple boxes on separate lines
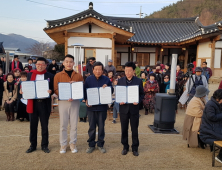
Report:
0,33,55,53
145,0,222,26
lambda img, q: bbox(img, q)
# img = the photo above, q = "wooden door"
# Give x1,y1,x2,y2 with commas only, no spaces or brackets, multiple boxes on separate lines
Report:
85,49,96,64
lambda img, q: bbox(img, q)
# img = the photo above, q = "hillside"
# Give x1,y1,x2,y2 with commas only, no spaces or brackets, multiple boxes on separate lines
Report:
0,33,39,53
145,0,222,26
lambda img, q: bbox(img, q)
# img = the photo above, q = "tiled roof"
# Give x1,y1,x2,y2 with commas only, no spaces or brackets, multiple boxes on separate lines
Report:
108,16,220,43
44,7,221,44
45,9,131,32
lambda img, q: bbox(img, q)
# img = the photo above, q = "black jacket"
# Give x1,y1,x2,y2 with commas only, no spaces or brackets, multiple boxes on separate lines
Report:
47,63,59,75
117,76,144,115
27,72,54,114
199,97,222,145
9,61,23,72
86,62,93,75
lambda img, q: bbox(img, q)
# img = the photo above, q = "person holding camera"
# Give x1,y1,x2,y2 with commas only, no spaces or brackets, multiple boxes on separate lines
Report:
179,67,208,105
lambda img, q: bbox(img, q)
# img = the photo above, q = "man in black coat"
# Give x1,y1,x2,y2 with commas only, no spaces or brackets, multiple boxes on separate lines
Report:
117,62,144,156
86,57,95,76
24,57,54,154
47,59,59,75
9,55,23,72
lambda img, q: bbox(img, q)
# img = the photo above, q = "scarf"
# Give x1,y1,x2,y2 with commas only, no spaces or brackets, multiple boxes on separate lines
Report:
164,81,171,93
7,81,15,92
11,60,20,70
27,69,47,114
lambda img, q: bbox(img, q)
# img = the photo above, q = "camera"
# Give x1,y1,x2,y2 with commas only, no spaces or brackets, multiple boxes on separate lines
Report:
187,63,194,69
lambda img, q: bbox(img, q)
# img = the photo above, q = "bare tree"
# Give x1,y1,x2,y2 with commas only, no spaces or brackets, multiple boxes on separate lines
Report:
26,41,53,56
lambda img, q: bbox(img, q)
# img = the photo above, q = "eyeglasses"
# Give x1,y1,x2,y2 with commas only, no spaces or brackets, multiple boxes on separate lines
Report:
164,77,169,79
89,60,93,62
36,64,46,66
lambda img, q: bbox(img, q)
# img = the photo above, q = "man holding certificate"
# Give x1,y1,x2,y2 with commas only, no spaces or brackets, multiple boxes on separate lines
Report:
84,62,113,154
23,57,54,153
54,54,83,154
117,62,144,156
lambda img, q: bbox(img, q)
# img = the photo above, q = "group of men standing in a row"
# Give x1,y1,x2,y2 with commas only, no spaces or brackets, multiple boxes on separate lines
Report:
24,54,144,156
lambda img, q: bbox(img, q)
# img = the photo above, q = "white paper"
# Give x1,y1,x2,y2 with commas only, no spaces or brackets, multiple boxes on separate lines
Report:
35,80,49,99
127,86,139,103
58,83,71,100
87,88,99,105
21,99,28,105
21,81,36,99
72,82,84,100
115,86,127,103
99,87,112,104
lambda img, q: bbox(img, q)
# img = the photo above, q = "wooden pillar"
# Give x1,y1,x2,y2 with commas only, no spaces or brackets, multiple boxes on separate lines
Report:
211,40,216,73
155,47,159,64
159,49,163,64
64,30,68,55
112,33,115,66
184,49,189,73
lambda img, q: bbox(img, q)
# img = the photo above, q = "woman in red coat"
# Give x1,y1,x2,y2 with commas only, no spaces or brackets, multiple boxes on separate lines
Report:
143,73,159,115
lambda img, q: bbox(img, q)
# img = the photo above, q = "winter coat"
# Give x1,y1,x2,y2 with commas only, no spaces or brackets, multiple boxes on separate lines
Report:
143,80,159,110
182,97,206,147
199,97,222,145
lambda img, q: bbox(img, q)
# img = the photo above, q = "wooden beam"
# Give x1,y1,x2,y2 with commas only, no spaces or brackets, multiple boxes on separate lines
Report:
67,32,113,38
213,35,221,41
115,45,131,47
44,17,134,37
162,46,186,49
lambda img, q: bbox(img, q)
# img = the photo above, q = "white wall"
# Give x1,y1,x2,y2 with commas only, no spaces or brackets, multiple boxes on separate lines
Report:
197,42,211,58
92,24,112,33
68,37,112,48
68,23,112,33
68,24,88,33
96,49,112,66
215,41,222,48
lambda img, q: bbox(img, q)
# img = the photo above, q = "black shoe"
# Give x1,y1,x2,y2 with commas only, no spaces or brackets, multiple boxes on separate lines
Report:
26,147,36,153
215,155,222,164
79,118,83,122
83,117,87,122
121,149,128,155
133,151,139,156
42,147,50,153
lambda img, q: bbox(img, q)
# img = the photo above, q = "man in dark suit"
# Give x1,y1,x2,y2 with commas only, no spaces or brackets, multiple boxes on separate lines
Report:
9,55,23,72
117,62,144,156
23,57,54,153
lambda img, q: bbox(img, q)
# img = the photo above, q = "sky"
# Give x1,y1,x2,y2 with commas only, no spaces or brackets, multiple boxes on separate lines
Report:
0,0,179,42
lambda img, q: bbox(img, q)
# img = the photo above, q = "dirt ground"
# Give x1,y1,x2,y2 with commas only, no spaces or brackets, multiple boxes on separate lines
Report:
0,83,221,170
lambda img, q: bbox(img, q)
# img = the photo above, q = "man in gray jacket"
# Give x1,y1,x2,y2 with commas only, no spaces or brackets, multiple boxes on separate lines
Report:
104,59,116,75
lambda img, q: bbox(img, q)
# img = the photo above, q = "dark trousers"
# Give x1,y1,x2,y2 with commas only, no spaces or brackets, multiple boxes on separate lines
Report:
29,100,50,148
87,111,107,147
4,101,15,112
120,112,139,151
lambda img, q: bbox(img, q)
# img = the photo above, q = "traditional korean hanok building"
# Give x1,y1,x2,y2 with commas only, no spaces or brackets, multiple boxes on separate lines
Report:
43,2,222,77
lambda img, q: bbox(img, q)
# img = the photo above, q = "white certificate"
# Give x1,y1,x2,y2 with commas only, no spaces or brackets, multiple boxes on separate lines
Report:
99,87,112,104
87,88,99,106
72,82,84,100
127,85,139,103
21,81,36,99
35,80,49,99
115,86,127,103
58,83,71,100
21,99,27,105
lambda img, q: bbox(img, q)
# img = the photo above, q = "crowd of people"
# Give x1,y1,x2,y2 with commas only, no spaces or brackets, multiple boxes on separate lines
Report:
1,54,222,162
